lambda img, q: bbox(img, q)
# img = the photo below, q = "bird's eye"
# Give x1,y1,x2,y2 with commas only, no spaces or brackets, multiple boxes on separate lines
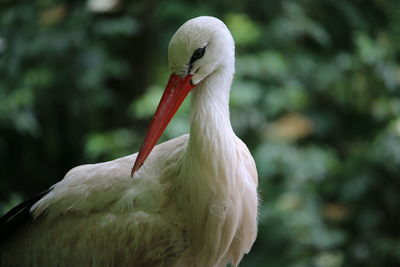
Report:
190,47,206,63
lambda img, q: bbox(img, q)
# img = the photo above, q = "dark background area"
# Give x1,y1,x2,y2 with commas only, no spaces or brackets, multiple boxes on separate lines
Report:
1,0,400,266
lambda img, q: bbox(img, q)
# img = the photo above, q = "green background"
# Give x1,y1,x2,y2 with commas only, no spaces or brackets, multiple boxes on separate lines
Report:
1,0,400,266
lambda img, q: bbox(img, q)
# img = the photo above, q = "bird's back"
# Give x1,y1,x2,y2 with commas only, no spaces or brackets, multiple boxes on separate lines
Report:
0,135,190,267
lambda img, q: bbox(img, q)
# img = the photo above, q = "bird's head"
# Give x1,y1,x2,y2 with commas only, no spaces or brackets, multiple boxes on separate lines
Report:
131,16,234,176
168,16,235,85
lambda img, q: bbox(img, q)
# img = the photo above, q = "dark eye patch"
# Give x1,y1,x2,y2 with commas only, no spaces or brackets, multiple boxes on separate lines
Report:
190,46,206,64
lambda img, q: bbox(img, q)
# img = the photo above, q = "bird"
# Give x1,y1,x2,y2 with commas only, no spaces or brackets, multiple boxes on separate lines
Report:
0,16,258,267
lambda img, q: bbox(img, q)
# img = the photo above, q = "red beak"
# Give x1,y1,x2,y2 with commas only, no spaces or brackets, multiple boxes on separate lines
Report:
131,74,195,176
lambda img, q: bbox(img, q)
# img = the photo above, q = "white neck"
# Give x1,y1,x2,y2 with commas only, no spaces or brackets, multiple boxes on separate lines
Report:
177,63,242,264
183,63,237,192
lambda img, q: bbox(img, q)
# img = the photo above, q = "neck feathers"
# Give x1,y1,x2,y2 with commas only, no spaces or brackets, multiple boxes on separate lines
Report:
184,65,236,192
178,64,246,265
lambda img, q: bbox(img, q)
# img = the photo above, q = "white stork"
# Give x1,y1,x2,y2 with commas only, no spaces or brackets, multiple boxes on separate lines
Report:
0,16,258,267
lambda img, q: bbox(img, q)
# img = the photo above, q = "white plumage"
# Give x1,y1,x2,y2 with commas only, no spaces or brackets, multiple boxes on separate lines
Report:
0,16,258,267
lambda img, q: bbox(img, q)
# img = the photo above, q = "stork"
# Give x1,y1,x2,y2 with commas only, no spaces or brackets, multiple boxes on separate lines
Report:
0,16,258,267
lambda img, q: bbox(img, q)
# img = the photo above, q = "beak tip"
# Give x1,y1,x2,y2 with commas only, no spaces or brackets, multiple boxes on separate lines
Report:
130,162,143,178
130,167,137,178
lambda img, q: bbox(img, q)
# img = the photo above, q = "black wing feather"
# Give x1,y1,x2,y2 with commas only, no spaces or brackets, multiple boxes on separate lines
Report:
0,188,52,245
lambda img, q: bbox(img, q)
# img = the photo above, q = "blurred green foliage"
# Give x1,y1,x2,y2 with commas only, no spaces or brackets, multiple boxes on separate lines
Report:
1,0,400,266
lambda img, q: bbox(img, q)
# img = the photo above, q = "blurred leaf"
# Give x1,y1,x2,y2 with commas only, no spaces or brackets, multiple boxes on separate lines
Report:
225,13,261,47
85,129,139,160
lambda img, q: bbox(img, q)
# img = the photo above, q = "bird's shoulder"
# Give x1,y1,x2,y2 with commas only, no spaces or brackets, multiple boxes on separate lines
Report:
31,134,190,220
0,135,190,248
